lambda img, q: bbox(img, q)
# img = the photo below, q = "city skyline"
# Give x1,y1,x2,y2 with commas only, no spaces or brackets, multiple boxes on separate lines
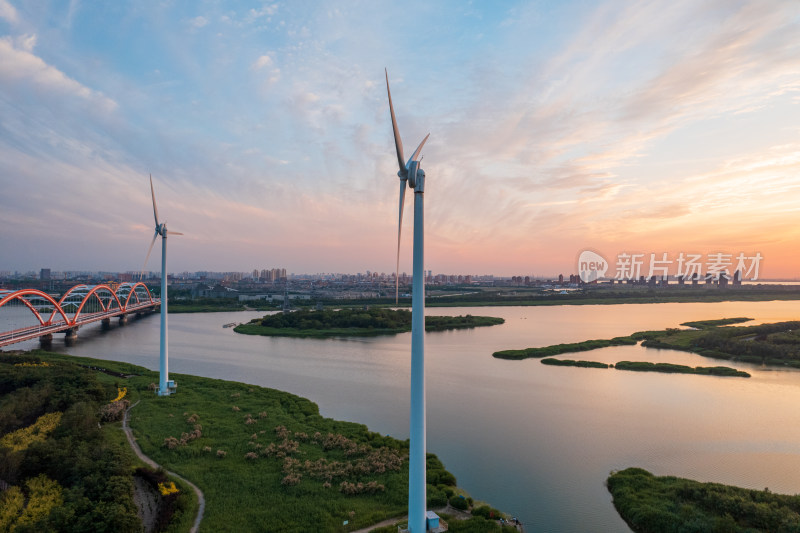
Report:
1,1,799,277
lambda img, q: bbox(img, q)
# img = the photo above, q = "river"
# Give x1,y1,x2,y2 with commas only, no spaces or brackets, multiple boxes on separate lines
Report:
6,300,800,531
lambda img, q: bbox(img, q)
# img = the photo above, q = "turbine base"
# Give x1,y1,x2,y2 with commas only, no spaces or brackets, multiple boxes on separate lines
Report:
156,380,177,396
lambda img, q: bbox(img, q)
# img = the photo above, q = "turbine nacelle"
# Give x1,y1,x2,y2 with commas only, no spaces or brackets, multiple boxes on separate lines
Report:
407,161,425,190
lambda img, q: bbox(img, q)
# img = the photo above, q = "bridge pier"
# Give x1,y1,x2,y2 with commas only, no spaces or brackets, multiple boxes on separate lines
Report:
118,314,128,325
101,318,112,330
39,334,53,348
64,327,79,343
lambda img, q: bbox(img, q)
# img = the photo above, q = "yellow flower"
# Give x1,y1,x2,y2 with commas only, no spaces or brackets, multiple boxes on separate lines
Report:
0,412,62,452
157,482,179,496
112,387,127,402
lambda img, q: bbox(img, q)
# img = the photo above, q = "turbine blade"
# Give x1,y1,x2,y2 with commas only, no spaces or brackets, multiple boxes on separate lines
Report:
167,230,183,235
150,174,160,226
385,69,406,176
396,181,406,305
141,231,158,279
406,133,430,166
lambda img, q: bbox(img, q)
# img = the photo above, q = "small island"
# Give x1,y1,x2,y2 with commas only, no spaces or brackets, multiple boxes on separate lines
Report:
607,467,800,532
614,360,750,377
539,358,749,377
541,358,610,368
494,337,637,360
234,308,505,338
494,318,800,369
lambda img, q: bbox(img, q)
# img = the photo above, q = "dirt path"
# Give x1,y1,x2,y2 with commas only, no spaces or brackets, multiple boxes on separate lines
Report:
351,505,524,533
123,400,206,533
350,505,473,533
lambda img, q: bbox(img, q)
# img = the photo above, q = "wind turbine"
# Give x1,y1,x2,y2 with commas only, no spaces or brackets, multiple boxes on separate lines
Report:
386,69,430,533
142,175,182,396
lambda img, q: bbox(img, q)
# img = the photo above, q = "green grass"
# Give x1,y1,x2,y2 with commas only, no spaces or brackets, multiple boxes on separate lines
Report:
94,357,469,531
127,374,441,531
235,308,504,338
1,351,492,532
608,467,800,532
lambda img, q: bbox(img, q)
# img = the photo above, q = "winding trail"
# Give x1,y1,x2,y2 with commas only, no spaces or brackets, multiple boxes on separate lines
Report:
123,400,206,533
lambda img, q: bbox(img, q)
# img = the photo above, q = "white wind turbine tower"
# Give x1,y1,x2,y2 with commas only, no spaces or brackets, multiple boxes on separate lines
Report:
386,69,430,533
142,175,182,396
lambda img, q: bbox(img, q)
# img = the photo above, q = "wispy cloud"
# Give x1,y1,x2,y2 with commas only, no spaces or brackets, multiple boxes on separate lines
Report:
0,0,799,276
0,36,117,112
0,0,17,24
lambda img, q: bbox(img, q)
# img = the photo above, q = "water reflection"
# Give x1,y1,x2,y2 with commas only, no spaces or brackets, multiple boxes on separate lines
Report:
6,301,800,532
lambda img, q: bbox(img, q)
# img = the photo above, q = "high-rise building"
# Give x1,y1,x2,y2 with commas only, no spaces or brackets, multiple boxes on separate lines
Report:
40,268,51,280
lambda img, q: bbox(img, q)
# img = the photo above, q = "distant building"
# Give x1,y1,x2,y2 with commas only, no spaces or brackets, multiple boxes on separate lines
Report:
192,284,239,298
40,268,51,280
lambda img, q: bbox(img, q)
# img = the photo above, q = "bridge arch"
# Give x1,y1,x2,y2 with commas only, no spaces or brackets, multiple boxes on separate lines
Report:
67,285,124,324
116,282,156,308
0,289,71,326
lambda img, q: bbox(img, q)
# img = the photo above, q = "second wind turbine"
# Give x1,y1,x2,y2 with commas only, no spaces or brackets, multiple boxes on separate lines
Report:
142,175,182,397
386,69,430,533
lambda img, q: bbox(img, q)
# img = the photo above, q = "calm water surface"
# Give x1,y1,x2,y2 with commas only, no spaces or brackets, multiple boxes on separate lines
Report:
7,300,800,532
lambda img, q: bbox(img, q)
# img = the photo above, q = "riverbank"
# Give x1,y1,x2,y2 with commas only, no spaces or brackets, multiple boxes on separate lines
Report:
164,285,800,313
607,468,800,532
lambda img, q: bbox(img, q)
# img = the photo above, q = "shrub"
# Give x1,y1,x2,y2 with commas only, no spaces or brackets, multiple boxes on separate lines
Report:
472,505,502,519
450,496,469,510
99,399,129,422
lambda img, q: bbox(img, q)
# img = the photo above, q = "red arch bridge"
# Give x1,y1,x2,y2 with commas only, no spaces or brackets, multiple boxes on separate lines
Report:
0,282,159,347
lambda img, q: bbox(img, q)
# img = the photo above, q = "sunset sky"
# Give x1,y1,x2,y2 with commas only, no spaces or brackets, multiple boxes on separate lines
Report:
1,1,799,278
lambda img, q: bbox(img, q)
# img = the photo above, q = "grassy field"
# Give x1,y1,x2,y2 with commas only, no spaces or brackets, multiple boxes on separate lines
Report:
608,467,800,532
0,350,510,532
